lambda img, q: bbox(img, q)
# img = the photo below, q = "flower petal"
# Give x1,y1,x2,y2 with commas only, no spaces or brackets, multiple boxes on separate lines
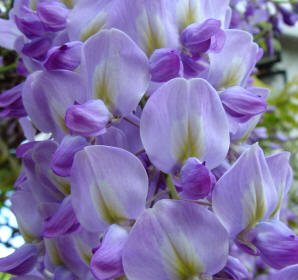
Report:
123,199,229,280
140,78,229,173
213,144,278,237
71,145,148,232
81,28,150,117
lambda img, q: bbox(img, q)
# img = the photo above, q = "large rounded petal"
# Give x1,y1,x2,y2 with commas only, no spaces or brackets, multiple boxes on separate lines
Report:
81,28,150,117
208,30,259,90
212,144,278,238
140,78,229,173
71,145,148,232
123,199,229,280
22,70,87,141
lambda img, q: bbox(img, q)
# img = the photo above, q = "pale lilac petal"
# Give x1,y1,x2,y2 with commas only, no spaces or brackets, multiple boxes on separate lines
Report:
71,145,148,232
123,200,229,280
169,0,230,31
212,144,278,237
81,29,149,117
91,224,128,280
0,19,22,49
108,0,179,56
251,220,298,269
140,78,229,173
51,135,88,177
208,30,259,90
0,244,38,275
67,0,112,41
11,189,43,242
22,70,87,141
266,152,292,218
269,264,298,280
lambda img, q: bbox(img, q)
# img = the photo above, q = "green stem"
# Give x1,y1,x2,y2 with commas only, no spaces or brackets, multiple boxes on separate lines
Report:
0,63,17,74
166,175,180,200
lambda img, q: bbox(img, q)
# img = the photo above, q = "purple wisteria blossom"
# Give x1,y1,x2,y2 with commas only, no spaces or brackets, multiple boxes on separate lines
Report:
0,0,296,279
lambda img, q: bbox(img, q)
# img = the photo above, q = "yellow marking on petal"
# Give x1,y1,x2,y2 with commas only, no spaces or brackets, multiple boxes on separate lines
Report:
44,239,64,266
270,181,286,219
177,0,200,31
161,232,204,280
16,218,38,243
245,182,267,229
172,114,205,165
49,171,71,195
80,12,107,42
50,98,70,134
60,0,74,9
30,0,38,10
90,180,128,225
218,59,244,90
73,236,93,265
136,10,167,56
93,62,117,113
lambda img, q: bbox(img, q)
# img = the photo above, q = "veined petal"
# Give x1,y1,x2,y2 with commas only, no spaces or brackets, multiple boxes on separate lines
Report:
140,78,229,173
81,28,150,117
212,144,278,238
269,264,298,280
123,199,229,280
108,0,178,56
266,152,292,218
169,0,229,32
22,70,87,141
208,30,259,90
71,145,148,232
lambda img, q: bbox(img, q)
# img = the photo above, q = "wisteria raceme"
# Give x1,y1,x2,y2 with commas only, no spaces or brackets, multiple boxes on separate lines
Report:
0,0,297,279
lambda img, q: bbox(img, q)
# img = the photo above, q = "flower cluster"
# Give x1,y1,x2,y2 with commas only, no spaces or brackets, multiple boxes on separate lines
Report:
0,0,297,279
230,0,298,56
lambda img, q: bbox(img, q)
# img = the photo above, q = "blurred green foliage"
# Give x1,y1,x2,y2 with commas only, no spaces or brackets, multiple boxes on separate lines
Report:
256,77,298,231
0,273,11,279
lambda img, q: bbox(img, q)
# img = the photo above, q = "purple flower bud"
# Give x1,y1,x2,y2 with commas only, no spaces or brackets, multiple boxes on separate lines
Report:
251,220,298,269
36,1,69,32
17,58,29,76
14,12,46,39
149,48,182,82
51,135,88,177
43,196,80,238
65,100,111,137
91,224,128,280
44,42,82,71
278,6,298,26
220,86,267,123
22,37,52,61
0,244,38,275
180,52,209,77
216,256,251,280
180,157,216,200
181,19,223,53
0,83,27,118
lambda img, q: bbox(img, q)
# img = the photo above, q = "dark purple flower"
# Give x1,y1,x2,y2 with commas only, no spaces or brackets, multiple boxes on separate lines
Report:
44,42,82,71
65,100,111,137
149,48,182,82
180,157,215,200
36,1,69,32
